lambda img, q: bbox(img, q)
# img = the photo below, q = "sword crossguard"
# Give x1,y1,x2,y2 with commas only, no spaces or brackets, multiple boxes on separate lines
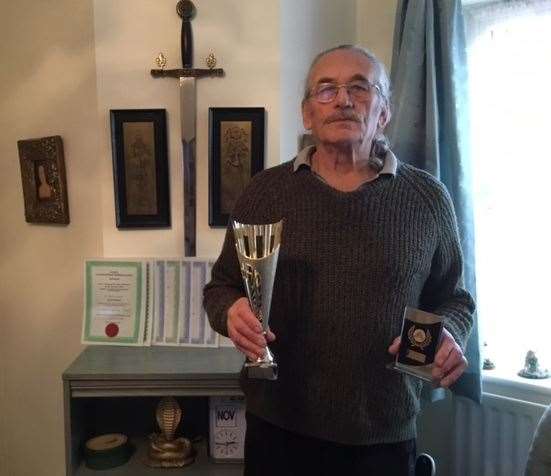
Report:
150,68,225,79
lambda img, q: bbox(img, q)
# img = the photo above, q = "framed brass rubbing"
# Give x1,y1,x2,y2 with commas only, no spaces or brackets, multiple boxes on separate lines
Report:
208,107,265,227
17,135,70,224
110,109,170,228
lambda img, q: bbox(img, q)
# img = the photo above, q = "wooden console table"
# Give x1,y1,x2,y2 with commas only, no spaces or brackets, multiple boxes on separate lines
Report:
63,346,244,475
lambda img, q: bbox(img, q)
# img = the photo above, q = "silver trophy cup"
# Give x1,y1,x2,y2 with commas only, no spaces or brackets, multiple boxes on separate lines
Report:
233,220,283,380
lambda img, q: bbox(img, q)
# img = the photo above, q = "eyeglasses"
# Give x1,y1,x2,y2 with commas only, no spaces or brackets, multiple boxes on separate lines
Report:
308,80,382,104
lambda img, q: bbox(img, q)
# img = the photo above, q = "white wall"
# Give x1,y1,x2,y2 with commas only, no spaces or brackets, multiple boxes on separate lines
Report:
0,1,102,474
356,0,398,69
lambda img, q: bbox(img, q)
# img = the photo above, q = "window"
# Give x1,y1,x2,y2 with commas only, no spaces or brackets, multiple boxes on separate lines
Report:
464,1,551,374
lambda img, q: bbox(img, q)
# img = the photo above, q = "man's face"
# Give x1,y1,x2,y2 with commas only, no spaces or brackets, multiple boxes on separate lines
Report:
302,49,389,150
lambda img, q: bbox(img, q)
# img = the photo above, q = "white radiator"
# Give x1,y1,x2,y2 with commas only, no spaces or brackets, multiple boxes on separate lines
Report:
452,393,547,476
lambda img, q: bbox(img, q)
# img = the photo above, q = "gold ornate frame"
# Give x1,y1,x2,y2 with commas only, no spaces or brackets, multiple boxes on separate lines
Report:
17,135,69,224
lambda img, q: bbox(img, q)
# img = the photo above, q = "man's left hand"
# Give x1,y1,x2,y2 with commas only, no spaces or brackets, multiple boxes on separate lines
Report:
388,328,468,388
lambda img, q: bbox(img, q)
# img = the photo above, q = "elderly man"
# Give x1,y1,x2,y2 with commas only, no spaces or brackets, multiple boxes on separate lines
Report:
203,45,474,476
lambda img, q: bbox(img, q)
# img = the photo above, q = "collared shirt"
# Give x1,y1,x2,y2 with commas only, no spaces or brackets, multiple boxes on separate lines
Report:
292,145,397,185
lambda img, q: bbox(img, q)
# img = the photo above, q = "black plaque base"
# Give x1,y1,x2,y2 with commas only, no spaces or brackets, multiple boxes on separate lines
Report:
245,363,278,380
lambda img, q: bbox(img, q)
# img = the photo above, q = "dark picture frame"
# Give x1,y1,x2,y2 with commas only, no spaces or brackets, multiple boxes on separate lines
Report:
17,135,70,225
208,107,265,227
110,109,170,228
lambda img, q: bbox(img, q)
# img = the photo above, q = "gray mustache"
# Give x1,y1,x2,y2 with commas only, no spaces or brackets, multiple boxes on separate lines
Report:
325,113,361,124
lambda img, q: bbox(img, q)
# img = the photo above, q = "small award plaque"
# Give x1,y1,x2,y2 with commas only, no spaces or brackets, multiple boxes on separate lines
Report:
391,307,446,382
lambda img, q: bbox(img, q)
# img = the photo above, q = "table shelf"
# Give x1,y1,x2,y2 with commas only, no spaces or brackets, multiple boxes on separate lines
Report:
63,346,244,476
75,439,242,476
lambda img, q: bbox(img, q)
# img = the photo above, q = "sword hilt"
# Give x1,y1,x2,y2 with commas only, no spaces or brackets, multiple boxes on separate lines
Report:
177,0,196,68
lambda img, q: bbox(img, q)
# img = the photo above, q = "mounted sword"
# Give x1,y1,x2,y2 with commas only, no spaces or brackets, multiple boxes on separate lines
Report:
151,0,224,256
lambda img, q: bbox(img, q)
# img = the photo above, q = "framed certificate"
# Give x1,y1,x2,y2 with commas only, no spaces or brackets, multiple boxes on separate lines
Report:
152,258,219,347
82,260,152,346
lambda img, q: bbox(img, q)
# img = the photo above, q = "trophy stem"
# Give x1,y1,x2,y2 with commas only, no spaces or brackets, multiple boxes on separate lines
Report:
264,346,275,363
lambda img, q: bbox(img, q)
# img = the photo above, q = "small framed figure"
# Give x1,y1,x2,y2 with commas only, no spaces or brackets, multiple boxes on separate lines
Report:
208,107,265,227
17,135,70,225
110,109,170,228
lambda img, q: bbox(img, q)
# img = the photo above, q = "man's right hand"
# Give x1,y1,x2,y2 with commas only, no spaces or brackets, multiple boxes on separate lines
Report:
227,297,276,361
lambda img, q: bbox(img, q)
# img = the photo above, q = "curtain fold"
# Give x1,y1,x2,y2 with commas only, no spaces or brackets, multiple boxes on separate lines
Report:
389,0,481,403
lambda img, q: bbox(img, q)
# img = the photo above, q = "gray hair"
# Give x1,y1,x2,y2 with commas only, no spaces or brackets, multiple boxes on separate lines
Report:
302,45,392,167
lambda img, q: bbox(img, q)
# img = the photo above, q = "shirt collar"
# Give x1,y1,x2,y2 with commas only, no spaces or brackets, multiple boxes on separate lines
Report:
292,145,397,176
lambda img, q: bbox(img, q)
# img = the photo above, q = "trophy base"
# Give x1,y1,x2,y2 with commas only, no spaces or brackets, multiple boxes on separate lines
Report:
244,362,278,380
388,362,438,384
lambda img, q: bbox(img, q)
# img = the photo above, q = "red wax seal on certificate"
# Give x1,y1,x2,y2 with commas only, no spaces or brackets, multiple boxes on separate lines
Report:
105,323,119,337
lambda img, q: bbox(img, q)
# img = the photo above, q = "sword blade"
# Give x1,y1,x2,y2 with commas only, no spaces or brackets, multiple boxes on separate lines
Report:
180,76,196,256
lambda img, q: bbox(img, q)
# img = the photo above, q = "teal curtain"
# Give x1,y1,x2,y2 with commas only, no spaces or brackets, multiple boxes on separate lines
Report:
388,0,481,403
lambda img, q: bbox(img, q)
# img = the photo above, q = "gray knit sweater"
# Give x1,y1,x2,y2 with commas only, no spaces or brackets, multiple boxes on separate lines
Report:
203,158,474,445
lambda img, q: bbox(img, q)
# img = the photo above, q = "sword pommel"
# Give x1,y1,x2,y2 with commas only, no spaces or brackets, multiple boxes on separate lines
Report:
177,0,196,68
